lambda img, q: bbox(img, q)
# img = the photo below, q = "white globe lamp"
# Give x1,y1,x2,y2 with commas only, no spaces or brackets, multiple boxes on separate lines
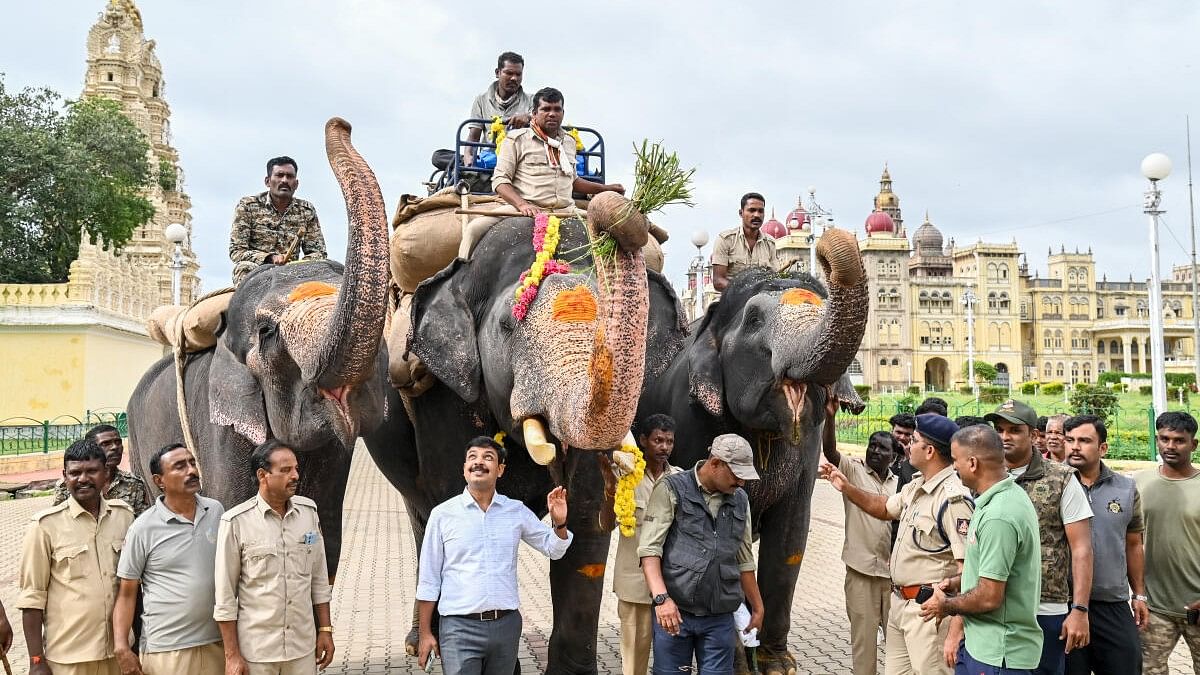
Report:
1141,153,1172,182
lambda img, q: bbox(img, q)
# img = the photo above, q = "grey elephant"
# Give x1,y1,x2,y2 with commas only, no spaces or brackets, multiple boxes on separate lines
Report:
636,228,869,675
127,118,390,575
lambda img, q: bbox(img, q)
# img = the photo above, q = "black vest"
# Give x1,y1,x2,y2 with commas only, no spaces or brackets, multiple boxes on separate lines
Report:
661,470,749,616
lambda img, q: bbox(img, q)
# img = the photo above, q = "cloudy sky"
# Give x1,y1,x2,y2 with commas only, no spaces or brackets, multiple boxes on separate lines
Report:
3,0,1198,292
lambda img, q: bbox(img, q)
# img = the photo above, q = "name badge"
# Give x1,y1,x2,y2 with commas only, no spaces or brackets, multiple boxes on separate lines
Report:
303,531,318,545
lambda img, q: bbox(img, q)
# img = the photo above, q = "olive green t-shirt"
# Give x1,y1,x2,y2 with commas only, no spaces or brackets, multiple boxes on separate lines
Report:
961,476,1043,670
1134,468,1200,618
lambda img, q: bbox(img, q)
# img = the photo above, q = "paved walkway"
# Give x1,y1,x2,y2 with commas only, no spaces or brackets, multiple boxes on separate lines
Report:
1,448,1192,673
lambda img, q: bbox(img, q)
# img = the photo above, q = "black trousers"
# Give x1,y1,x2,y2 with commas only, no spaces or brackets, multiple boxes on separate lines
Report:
1065,600,1142,675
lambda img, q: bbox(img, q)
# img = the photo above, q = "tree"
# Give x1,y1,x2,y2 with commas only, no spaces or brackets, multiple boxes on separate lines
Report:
1070,384,1119,424
961,360,997,385
0,77,155,283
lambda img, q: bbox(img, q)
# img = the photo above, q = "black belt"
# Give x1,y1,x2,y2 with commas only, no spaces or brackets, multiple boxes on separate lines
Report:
447,609,516,621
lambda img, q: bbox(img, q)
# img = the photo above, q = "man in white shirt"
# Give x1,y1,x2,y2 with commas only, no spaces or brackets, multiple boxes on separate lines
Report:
416,436,572,674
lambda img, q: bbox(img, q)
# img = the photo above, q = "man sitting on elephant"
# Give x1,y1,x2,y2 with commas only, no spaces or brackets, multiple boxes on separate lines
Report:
457,86,625,258
230,156,327,285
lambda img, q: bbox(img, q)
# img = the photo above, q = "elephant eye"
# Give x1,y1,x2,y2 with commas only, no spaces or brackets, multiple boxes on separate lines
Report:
744,308,763,330
258,323,279,342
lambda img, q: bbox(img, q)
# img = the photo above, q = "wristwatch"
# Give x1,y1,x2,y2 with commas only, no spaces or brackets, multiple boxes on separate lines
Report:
652,593,669,607
1133,594,1149,603
319,626,334,633
1070,604,1089,614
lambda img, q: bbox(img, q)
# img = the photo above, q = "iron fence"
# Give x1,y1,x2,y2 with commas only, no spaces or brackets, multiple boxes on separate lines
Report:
0,411,128,456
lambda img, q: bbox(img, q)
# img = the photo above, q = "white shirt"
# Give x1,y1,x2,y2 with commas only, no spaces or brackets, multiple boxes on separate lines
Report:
416,489,573,615
1010,463,1092,615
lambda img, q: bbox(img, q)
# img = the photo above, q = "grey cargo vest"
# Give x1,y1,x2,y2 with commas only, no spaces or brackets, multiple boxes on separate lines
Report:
661,470,749,616
1082,464,1139,602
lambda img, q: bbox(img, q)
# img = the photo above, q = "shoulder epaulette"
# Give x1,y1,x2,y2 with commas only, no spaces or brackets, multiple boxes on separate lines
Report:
107,499,134,512
507,128,531,139
30,502,69,521
221,499,258,521
292,495,318,510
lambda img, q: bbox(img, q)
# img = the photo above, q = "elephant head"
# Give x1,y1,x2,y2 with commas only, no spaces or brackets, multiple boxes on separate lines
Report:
209,118,390,453
410,207,686,459
688,227,869,436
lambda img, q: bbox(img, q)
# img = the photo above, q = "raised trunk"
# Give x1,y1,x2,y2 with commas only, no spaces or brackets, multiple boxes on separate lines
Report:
315,118,390,389
800,228,869,384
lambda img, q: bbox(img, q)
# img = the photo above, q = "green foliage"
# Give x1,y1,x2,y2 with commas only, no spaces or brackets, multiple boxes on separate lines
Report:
896,394,917,414
1070,385,1120,424
906,385,921,396
1074,382,1088,391
1166,373,1196,388
1021,381,1040,395
629,140,695,216
959,385,974,395
1042,381,1065,395
157,158,177,193
1139,385,1153,396
1168,385,1190,403
853,384,871,401
0,77,154,283
961,360,998,384
1111,383,1128,393
1098,371,1124,386
980,386,1008,404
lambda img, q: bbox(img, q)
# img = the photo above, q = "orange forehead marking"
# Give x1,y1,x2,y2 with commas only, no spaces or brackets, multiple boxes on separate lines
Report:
578,563,606,578
781,289,823,307
785,552,805,566
551,285,598,323
288,281,337,303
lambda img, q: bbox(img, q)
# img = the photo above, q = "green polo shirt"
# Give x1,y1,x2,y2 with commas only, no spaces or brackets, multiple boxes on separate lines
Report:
961,476,1043,669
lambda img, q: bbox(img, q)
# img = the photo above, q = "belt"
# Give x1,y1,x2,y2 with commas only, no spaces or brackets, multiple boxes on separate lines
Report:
447,609,516,621
892,584,924,600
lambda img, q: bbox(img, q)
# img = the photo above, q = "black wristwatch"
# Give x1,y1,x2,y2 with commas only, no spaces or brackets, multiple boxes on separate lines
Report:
652,593,669,607
1071,604,1089,614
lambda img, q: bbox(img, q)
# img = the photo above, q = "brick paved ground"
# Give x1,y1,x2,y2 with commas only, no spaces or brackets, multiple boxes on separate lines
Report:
1,447,1193,674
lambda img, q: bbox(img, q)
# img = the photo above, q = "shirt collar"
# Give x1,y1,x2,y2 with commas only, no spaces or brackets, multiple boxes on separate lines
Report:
254,492,296,518
459,487,510,510
974,475,1017,508
257,191,294,216
66,495,112,520
917,464,956,493
155,494,210,524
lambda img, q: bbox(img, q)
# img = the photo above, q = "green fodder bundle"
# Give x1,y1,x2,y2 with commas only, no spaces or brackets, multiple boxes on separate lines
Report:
586,140,695,253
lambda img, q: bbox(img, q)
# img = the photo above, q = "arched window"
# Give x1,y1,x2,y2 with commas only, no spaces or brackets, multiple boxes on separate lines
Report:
1098,341,1106,354
988,263,998,280
889,318,901,345
1110,339,1119,354
880,358,888,366
919,290,929,310
1137,299,1148,318
999,292,1010,311
892,358,900,366
1083,362,1092,382
943,322,954,347
1054,329,1063,349
1057,362,1065,378
1071,362,1080,382
999,263,1009,279
1044,362,1053,378
1096,298,1105,319
1044,329,1052,349
1071,330,1080,349
999,322,1010,344
920,321,932,346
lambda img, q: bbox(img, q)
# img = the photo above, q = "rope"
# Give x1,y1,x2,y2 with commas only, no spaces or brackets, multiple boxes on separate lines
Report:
169,285,235,479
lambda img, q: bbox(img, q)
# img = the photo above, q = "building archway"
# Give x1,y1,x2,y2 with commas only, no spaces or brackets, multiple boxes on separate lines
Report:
995,362,1010,388
925,357,950,392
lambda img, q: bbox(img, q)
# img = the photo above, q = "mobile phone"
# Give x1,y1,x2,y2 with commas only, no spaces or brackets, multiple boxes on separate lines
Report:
915,584,934,603
1187,608,1199,626
424,654,438,673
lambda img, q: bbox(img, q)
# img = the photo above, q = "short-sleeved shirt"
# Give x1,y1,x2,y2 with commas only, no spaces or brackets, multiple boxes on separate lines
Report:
613,464,685,603
711,227,779,279
229,192,327,284
468,82,533,135
960,476,1043,670
885,464,975,586
491,127,578,209
838,454,897,578
1010,462,1093,615
638,462,755,571
16,497,134,664
213,494,332,663
1134,467,1200,618
54,468,151,517
117,495,224,653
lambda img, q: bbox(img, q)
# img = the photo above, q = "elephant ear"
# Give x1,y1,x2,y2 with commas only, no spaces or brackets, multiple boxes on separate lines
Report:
208,339,269,445
410,260,482,402
687,305,724,417
645,268,689,380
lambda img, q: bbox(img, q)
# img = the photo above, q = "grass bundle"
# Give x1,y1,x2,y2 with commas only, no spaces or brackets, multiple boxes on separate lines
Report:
586,140,695,257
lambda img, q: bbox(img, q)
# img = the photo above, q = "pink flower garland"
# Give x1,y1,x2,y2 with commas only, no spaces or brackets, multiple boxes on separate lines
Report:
512,213,571,321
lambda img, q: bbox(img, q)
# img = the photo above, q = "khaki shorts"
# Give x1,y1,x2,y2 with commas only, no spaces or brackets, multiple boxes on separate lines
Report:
141,642,225,675
45,659,120,675
247,653,317,675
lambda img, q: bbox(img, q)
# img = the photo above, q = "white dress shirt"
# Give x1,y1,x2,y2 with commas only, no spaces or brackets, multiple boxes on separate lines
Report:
416,489,573,615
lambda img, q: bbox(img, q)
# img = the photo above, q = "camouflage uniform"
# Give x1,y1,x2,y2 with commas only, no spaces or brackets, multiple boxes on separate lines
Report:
53,469,151,517
229,191,327,285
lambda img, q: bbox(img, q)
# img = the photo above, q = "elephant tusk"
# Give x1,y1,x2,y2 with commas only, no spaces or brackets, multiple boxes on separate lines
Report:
610,431,638,477
522,418,557,465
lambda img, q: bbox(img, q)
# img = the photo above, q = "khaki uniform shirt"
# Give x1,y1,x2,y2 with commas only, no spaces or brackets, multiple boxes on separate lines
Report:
229,192,327,285
53,468,151,517
613,464,685,603
711,227,778,279
213,494,333,663
637,463,756,572
838,455,898,579
16,497,134,664
491,127,578,209
885,464,974,587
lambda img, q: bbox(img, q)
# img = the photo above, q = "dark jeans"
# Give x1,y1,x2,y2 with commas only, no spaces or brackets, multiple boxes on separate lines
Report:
1065,600,1142,675
651,610,735,675
438,611,522,675
956,642,1034,675
1034,613,1067,675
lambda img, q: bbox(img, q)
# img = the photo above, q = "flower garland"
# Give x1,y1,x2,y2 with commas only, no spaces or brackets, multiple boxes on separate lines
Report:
613,440,646,537
566,127,584,152
512,213,570,320
490,116,506,155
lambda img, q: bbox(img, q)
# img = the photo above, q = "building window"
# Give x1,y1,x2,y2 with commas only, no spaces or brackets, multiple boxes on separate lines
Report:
1044,362,1052,378
107,72,114,82
1057,362,1065,378
1044,330,1052,349
1054,329,1063,349
1098,341,1106,355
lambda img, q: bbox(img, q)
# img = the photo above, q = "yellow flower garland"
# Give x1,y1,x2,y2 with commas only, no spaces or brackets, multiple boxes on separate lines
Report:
566,127,584,152
614,442,646,537
490,116,506,155
513,215,562,301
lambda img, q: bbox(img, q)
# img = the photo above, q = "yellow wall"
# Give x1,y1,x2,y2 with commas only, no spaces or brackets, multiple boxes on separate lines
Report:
0,325,164,422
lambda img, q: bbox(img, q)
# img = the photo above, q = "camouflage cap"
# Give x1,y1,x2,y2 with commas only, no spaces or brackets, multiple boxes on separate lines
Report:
709,433,760,480
984,399,1039,429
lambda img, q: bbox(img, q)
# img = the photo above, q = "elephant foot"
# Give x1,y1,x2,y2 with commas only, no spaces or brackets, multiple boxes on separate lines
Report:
756,645,797,675
404,625,418,656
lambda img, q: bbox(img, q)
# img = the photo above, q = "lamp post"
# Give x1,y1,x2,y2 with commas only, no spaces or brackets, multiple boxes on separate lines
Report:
689,230,710,320
805,186,834,280
164,222,188,305
963,286,978,398
1143,153,1172,415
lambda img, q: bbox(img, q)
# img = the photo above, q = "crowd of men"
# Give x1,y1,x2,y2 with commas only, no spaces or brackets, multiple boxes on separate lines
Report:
821,397,1200,675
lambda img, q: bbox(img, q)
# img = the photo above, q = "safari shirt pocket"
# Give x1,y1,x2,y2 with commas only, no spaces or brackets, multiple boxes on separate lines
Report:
52,543,90,580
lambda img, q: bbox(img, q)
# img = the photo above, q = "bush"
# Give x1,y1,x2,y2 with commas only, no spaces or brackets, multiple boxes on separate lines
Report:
1111,383,1128,393
979,386,1008,404
1168,385,1190,403
959,385,975,395
1070,384,1120,424
1167,373,1196,388
896,394,917,414
1139,385,1153,396
1042,381,1065,395
1020,381,1039,395
906,385,921,396
1098,371,1124,386
1074,382,1088,391
854,384,871,401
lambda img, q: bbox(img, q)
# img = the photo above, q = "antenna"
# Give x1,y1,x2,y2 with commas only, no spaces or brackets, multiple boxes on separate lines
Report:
1188,116,1198,385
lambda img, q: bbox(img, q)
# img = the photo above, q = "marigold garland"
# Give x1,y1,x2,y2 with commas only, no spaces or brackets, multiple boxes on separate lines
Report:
493,431,507,446
490,116,507,155
512,213,571,320
566,127,584,152
614,442,646,537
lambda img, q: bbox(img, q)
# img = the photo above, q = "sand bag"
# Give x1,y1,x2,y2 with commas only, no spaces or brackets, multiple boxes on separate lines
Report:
145,290,232,352
387,292,436,397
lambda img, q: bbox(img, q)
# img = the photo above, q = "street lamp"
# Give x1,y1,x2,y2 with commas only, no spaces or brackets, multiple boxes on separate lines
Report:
962,287,978,398
1142,153,1172,415
805,186,834,280
164,222,187,305
689,230,710,318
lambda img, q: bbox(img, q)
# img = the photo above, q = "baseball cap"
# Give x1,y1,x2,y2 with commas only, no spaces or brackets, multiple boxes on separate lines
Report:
984,399,1039,429
709,434,760,480
914,414,959,450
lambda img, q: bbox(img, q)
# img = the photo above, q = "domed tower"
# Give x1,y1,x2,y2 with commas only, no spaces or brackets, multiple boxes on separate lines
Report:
873,165,905,236
909,212,952,277
762,209,788,239
80,0,200,306
785,196,810,231
864,209,895,237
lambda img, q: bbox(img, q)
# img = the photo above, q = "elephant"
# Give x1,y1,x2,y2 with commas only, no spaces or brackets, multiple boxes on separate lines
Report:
636,227,869,675
363,208,688,674
127,118,391,575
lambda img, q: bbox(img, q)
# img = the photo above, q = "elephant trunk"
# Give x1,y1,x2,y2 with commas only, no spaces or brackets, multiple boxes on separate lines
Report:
796,228,869,384
315,118,390,390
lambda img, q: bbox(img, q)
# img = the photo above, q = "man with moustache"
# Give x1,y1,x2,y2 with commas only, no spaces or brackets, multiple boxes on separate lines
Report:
461,51,533,168
712,192,779,291
1135,412,1200,674
416,436,572,674
114,443,225,675
53,424,150,517
214,440,334,675
17,438,135,675
1060,415,1147,675
229,156,327,285
1044,415,1069,463
609,415,685,675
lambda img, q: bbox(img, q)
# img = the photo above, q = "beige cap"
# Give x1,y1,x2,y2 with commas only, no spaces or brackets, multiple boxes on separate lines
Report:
709,434,760,480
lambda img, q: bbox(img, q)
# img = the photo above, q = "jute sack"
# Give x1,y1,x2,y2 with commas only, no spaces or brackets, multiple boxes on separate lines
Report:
387,292,436,397
391,191,508,294
145,291,232,352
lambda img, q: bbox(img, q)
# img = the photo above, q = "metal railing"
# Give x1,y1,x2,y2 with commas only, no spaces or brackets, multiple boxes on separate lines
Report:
0,411,127,456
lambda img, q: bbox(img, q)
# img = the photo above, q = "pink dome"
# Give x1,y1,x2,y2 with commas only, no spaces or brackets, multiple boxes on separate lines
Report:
786,205,810,231
864,209,895,235
762,216,787,239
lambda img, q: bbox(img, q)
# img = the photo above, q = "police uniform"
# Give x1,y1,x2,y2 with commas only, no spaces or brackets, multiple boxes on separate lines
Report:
16,497,135,675
229,192,327,285
213,494,332,675
711,227,779,280
883,464,975,675
53,468,151,517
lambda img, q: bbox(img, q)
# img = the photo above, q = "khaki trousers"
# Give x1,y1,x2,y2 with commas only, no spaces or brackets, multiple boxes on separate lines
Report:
618,598,654,675
845,567,890,675
247,653,317,675
45,659,120,675
141,642,224,675
884,596,952,675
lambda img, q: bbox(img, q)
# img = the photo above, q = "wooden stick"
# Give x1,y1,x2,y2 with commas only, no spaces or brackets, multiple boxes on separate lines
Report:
1,649,12,675
454,208,579,217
